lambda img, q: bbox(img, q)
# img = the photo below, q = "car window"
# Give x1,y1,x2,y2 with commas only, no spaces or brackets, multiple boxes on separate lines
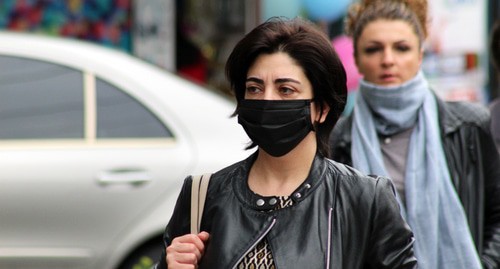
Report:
0,55,84,139
96,78,172,138
0,55,172,141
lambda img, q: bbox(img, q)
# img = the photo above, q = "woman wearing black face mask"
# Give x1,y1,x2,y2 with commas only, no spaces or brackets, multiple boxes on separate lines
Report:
154,17,417,269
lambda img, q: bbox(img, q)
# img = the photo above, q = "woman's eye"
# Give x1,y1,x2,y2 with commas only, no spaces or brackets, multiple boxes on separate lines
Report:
280,87,295,95
396,45,411,52
245,86,261,94
364,47,380,54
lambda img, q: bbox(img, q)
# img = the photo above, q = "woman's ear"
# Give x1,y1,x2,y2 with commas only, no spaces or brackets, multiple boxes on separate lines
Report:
316,102,330,123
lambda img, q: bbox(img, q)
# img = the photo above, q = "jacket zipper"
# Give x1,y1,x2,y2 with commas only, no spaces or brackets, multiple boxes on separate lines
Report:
231,217,277,269
326,207,333,269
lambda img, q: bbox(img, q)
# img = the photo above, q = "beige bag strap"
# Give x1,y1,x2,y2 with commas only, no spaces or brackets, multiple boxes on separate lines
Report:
190,173,212,234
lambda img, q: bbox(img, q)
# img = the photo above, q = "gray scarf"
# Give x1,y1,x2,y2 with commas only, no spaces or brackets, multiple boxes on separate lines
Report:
351,71,481,269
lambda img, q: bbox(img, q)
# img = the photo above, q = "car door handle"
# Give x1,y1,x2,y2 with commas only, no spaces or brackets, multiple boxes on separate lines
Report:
97,169,152,186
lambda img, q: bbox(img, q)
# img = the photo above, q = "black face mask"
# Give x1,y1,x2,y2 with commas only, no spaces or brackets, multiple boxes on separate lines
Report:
237,99,314,157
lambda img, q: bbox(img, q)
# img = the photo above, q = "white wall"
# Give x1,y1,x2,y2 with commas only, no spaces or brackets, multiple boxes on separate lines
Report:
132,0,175,71
424,0,488,102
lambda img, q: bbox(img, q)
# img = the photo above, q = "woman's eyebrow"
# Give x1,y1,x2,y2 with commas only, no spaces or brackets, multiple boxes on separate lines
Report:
246,77,264,84
246,77,301,84
275,78,300,84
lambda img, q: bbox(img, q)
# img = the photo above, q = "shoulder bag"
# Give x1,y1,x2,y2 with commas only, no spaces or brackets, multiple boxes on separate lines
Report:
190,173,212,234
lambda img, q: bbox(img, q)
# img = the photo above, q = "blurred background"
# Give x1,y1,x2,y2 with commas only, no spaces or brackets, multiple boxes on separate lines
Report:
1,1,499,268
1,0,499,106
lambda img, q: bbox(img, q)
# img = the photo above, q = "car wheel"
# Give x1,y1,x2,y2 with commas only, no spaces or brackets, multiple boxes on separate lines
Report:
118,240,163,269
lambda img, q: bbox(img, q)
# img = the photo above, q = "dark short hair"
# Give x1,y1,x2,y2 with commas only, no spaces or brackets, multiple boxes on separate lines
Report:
225,17,347,158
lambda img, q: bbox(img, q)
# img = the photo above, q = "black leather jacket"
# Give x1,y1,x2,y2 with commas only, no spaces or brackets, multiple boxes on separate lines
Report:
330,97,500,268
156,152,417,269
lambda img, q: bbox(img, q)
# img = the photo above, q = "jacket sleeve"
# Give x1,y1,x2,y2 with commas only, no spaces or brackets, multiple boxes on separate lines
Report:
368,176,418,269
440,100,500,268
480,125,500,269
154,176,193,269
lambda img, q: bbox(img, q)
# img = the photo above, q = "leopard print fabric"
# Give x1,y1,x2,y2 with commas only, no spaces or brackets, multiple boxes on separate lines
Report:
237,196,293,269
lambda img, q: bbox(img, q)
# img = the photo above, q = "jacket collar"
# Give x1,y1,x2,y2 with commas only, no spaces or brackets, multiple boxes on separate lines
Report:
232,151,328,210
435,95,463,135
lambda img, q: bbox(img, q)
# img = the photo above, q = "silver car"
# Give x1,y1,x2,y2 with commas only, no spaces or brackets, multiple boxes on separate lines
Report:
0,31,249,269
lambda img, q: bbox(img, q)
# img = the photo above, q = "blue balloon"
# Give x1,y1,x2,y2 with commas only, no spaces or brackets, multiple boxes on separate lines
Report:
302,0,350,22
262,0,302,22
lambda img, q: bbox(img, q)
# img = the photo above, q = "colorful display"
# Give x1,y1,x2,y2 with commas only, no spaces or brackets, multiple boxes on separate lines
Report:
0,0,132,51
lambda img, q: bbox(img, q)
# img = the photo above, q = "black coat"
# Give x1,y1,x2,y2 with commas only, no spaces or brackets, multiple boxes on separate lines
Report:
330,97,500,269
156,152,417,268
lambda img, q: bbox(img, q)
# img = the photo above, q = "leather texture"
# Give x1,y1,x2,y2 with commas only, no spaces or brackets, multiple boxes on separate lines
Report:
156,152,417,269
330,96,500,269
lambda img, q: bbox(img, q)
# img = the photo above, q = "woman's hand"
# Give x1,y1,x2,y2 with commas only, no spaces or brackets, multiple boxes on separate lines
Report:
166,231,210,268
